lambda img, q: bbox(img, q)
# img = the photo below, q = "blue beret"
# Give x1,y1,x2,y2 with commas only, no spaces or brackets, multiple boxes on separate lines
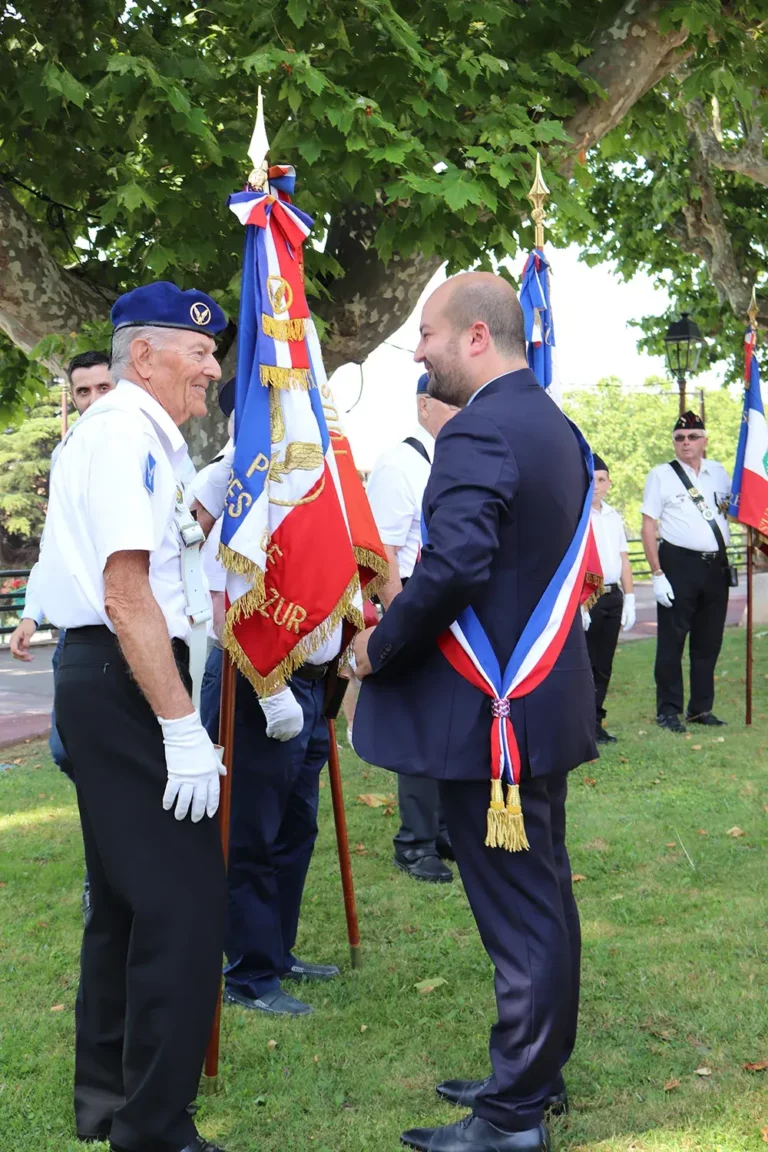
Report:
416,372,430,395
111,281,227,336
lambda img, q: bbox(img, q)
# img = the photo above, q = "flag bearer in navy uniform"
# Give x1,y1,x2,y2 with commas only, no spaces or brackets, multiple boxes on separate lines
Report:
36,282,231,1152
353,272,595,1152
192,378,339,1020
365,371,458,883
641,411,732,734
582,453,635,744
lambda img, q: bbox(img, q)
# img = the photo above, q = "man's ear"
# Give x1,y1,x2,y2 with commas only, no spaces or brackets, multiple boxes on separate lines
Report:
467,321,491,357
131,338,155,380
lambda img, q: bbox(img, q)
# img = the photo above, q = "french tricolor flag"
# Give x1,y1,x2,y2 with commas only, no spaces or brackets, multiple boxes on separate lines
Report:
728,327,768,540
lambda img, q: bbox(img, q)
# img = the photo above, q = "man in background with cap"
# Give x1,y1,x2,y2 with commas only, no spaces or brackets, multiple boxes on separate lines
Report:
365,372,458,883
35,281,231,1152
641,411,732,733
192,377,340,1019
582,454,635,744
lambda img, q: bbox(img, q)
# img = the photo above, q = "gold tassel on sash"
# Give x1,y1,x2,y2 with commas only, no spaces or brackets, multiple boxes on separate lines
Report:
505,784,529,852
485,778,507,849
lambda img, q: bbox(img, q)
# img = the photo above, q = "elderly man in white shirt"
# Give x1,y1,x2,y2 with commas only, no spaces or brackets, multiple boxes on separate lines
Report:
641,410,732,733
365,372,458,883
583,454,635,744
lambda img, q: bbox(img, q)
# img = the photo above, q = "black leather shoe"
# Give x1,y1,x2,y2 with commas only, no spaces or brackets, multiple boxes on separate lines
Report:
595,725,617,744
686,711,727,727
401,1116,550,1151
224,986,312,1015
436,1077,569,1117
394,850,453,884
656,714,687,734
283,958,340,981
112,1140,226,1152
435,834,456,862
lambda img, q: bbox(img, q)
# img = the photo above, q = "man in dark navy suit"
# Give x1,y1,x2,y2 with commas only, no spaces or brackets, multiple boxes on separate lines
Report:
353,272,595,1152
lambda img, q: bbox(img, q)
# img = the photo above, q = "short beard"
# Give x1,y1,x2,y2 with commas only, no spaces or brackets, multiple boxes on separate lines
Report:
426,338,471,407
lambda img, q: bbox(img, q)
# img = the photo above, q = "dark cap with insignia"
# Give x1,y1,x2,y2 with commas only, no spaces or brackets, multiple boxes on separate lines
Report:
111,281,227,336
416,372,430,395
673,410,705,432
592,453,608,474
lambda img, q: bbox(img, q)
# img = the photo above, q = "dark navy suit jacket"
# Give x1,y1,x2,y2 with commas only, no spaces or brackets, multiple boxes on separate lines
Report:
354,369,597,781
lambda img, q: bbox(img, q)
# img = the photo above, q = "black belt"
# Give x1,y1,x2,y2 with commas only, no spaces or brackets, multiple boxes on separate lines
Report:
65,625,189,666
292,661,329,682
660,542,720,563
602,583,621,594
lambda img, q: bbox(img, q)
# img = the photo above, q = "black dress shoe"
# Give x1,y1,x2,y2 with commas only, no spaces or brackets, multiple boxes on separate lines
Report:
595,725,617,744
224,986,312,1015
656,713,687,734
401,1116,550,1151
112,1139,226,1152
435,834,456,862
394,849,453,884
686,711,727,726
283,958,340,981
436,1077,569,1117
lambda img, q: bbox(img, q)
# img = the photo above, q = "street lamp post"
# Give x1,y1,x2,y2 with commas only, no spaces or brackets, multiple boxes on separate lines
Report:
664,313,704,416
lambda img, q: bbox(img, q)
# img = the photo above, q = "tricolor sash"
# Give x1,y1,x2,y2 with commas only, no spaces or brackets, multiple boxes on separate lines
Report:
425,420,601,851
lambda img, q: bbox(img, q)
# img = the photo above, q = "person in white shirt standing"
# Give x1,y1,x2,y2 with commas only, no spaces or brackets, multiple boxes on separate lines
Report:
582,454,635,744
641,411,732,733
365,372,458,883
35,282,232,1152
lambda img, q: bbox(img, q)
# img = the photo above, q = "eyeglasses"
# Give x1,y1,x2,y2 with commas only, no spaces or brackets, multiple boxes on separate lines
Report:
673,432,705,442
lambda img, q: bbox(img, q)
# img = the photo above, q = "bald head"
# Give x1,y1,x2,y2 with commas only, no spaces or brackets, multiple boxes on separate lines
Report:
415,272,529,406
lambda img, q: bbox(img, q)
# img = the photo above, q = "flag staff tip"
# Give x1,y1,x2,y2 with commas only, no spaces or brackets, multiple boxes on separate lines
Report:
247,85,270,191
747,285,758,329
527,153,550,250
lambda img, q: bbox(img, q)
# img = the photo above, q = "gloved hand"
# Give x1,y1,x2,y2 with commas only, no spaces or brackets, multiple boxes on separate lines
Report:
259,687,304,741
158,710,226,822
581,606,591,631
621,592,637,632
652,572,675,608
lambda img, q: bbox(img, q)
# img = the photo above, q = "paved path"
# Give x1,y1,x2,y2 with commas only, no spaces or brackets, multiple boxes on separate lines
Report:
0,581,750,748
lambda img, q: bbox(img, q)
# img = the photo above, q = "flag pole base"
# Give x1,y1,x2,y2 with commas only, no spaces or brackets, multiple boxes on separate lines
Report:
350,943,363,969
201,1074,220,1096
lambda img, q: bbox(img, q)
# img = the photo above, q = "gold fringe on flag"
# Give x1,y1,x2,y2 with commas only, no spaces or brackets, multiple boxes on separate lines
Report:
583,570,604,611
261,314,306,342
259,365,314,391
485,778,507,849
505,783,530,852
353,545,390,600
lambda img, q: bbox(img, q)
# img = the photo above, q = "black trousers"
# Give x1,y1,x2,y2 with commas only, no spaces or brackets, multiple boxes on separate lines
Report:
656,542,729,718
585,587,623,723
55,627,226,1152
393,774,447,852
439,774,580,1131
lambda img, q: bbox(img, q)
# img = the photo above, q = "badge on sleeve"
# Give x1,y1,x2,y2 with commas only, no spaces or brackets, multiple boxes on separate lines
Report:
144,452,156,494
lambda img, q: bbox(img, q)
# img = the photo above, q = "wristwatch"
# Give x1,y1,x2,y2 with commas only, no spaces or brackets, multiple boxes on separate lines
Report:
653,568,664,577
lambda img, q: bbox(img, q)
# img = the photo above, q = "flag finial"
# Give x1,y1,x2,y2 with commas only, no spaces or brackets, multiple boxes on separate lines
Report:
247,86,270,191
748,285,758,330
527,153,550,250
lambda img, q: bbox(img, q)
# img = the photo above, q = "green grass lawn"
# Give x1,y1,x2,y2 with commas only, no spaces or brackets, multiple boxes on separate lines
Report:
1,628,766,1151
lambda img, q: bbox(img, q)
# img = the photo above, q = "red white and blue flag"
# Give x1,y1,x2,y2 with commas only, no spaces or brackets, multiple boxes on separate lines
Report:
427,422,601,851
728,325,768,543
222,166,387,694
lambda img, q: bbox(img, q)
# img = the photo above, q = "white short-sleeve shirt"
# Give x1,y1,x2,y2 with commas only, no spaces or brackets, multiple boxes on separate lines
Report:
590,501,628,585
36,380,204,641
641,459,731,551
365,425,432,579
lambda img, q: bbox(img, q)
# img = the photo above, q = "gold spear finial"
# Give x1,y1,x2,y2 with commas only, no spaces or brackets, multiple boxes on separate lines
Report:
747,284,759,329
247,86,270,191
527,153,550,250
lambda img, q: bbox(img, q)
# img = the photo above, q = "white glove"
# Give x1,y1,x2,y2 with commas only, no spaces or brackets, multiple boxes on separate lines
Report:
652,573,675,608
621,592,636,632
259,687,304,742
158,710,226,822
581,606,591,631
188,438,234,520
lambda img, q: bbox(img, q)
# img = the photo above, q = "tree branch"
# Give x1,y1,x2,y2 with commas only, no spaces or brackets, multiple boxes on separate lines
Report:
684,96,768,187
0,181,112,367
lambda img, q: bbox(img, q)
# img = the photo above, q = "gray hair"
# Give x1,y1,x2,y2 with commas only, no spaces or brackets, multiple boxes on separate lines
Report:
109,325,173,379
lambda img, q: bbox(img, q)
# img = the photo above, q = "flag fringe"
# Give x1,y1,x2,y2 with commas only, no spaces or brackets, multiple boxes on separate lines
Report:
222,571,363,698
583,570,604,611
353,545,389,598
261,314,306,342
260,365,313,390
217,542,266,588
